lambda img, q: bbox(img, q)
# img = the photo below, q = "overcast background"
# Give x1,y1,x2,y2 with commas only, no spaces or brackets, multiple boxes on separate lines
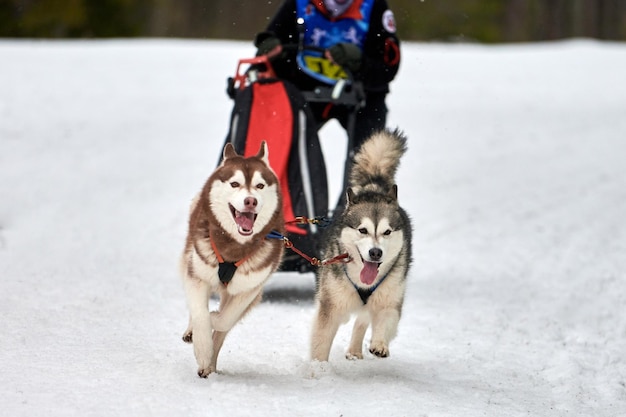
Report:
1,0,625,43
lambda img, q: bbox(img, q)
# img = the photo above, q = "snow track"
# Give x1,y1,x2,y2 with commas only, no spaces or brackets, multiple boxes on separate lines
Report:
1,39,624,416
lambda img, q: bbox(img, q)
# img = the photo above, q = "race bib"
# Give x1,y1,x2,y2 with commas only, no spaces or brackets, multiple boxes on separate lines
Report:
301,54,348,81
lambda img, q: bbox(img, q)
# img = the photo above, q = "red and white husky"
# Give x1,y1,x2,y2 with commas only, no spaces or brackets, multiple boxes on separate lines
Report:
179,142,284,377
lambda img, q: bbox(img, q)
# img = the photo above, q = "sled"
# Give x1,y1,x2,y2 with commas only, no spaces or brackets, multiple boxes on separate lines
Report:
224,52,365,273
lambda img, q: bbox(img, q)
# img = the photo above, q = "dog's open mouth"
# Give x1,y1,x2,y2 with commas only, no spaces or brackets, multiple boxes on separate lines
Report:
230,204,257,236
360,259,381,285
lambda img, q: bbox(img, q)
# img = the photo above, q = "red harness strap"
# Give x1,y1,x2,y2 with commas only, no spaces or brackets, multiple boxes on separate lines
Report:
266,230,351,267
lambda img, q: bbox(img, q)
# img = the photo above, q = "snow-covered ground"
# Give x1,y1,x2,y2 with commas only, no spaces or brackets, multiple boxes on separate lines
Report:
1,39,625,416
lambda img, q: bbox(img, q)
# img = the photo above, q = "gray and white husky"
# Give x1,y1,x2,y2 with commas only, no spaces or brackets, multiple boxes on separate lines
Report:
311,128,412,361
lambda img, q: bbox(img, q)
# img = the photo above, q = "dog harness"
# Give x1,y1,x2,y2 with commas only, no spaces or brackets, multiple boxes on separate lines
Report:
343,264,390,304
209,234,259,286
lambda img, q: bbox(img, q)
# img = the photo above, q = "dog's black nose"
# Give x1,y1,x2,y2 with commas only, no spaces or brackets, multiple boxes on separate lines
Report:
369,247,382,262
244,197,257,208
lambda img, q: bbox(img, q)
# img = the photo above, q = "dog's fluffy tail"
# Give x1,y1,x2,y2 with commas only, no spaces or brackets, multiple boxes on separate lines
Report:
349,128,407,193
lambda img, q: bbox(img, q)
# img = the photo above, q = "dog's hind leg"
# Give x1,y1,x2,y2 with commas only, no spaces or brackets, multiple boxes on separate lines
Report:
210,330,229,371
346,311,370,360
311,302,344,362
368,307,400,358
311,318,339,362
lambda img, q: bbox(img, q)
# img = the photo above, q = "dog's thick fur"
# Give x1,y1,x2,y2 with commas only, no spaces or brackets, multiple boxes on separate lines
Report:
180,142,284,377
311,129,412,361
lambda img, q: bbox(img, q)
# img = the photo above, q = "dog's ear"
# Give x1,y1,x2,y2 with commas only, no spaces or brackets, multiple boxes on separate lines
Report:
223,143,238,161
255,141,270,165
388,184,398,201
346,187,356,206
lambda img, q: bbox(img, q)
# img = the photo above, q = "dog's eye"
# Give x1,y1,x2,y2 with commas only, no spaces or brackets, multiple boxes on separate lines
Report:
358,228,368,235
230,182,240,188
383,229,392,236
256,183,265,190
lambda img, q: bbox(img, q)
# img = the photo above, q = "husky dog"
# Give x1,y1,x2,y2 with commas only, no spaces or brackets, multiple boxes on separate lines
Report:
180,142,284,377
311,129,412,361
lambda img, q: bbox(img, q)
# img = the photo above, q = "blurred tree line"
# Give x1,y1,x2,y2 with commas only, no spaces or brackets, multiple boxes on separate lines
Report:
1,0,625,42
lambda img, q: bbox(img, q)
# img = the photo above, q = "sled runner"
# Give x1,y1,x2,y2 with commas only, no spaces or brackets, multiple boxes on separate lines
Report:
224,51,365,273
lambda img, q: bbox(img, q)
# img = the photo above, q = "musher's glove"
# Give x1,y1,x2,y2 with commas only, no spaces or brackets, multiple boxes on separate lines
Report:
254,31,281,56
327,42,362,72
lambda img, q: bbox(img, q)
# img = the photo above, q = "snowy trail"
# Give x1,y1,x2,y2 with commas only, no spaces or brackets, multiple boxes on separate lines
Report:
1,39,625,416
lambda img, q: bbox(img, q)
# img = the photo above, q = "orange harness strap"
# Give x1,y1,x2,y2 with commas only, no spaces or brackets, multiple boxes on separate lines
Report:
209,233,259,286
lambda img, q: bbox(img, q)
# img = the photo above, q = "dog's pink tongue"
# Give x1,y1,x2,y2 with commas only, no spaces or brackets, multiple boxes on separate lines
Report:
360,261,379,285
236,212,255,232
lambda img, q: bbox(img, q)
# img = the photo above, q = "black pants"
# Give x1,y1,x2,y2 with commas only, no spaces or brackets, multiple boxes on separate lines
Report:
309,92,388,155
309,92,389,215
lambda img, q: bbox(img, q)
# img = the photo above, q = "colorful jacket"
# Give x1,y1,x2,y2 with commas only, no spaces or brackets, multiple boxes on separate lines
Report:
262,0,401,94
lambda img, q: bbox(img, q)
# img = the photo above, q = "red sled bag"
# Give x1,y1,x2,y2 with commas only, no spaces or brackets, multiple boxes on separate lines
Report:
224,72,328,273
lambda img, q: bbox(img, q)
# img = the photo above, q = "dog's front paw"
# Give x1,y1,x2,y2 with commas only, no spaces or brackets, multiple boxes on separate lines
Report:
369,342,390,358
346,351,363,360
192,330,214,377
197,365,215,378
182,330,193,343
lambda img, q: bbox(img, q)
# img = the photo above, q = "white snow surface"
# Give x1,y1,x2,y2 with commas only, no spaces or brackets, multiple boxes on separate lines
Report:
1,39,625,416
